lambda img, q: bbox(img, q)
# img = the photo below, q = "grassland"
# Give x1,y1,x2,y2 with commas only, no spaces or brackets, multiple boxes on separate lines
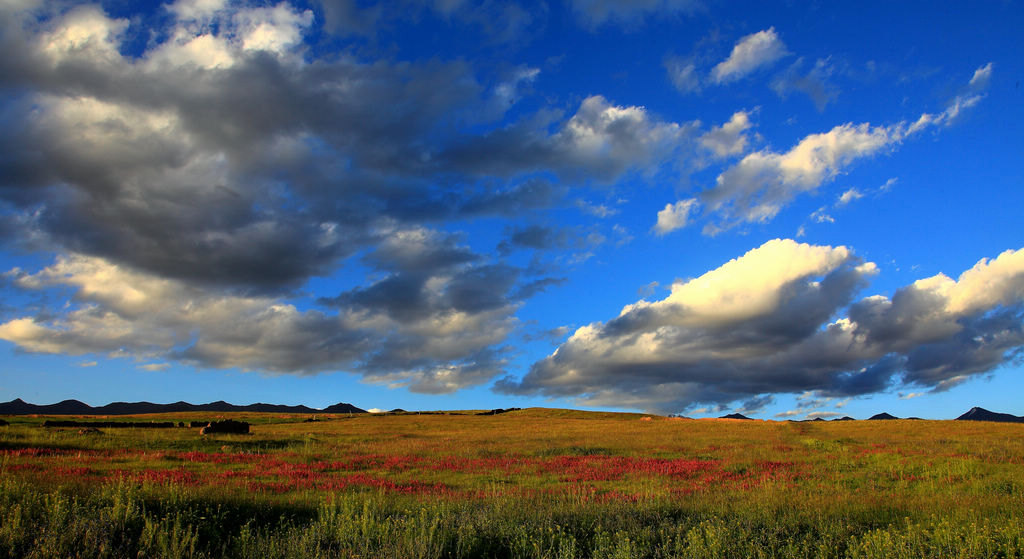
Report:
1,408,1023,558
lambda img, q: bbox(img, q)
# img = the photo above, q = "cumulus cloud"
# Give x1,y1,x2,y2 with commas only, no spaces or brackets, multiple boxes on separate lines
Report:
698,120,903,233
441,95,697,183
0,224,565,392
498,240,1024,414
711,28,788,84
0,0,705,402
653,199,699,235
1,1,690,296
0,1,500,290
698,111,753,158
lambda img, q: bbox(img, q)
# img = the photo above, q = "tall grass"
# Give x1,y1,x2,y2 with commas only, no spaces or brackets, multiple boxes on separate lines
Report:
3,477,1022,558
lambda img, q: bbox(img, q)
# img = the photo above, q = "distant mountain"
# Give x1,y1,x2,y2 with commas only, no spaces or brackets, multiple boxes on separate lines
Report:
868,412,898,420
831,416,856,421
957,407,1024,423
719,413,752,420
0,398,366,415
320,402,366,414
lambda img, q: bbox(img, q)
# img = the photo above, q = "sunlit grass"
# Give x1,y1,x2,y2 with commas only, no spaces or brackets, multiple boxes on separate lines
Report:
2,409,1023,557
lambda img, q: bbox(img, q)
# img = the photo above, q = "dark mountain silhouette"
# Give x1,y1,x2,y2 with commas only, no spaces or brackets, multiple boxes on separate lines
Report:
868,412,898,420
0,398,366,415
831,416,856,421
719,413,752,420
957,407,1024,423
320,402,366,414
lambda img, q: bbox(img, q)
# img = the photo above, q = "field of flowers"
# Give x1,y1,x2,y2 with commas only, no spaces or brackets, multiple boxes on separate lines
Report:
2,408,1023,557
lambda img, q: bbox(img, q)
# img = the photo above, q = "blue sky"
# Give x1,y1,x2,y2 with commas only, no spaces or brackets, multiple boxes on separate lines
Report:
1,0,1022,419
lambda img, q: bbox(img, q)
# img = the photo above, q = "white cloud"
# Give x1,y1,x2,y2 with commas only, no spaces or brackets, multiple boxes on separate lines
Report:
969,62,993,89
654,239,857,323
235,3,313,54
140,363,171,372
0,242,529,393
837,188,864,206
696,66,991,234
700,68,988,234
501,240,1024,414
699,110,753,158
937,247,1024,315
811,208,834,224
653,199,698,235
907,63,993,135
711,27,788,84
556,95,693,178
444,95,698,183
702,121,902,232
169,0,226,21
39,5,128,64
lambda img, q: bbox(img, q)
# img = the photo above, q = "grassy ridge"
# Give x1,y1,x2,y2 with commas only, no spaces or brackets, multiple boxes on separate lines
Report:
2,409,1023,557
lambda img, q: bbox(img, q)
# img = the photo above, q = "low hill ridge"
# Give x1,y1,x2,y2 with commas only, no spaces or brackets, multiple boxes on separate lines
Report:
956,406,1024,423
0,398,366,415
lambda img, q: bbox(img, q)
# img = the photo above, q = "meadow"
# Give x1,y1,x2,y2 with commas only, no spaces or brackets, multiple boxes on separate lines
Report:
1,408,1023,558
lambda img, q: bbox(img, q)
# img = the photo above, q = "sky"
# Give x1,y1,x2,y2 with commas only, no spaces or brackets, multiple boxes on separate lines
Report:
0,0,1022,420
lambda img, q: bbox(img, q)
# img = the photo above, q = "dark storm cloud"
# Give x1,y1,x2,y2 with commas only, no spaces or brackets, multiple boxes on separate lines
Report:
0,3,696,295
0,1,711,392
325,263,522,321
0,49,481,288
499,241,1024,414
735,394,774,415
0,226,547,392
439,95,696,183
513,277,569,300
497,224,572,255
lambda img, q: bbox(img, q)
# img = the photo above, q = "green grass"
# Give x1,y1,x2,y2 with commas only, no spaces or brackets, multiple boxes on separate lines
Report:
2,410,1023,557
